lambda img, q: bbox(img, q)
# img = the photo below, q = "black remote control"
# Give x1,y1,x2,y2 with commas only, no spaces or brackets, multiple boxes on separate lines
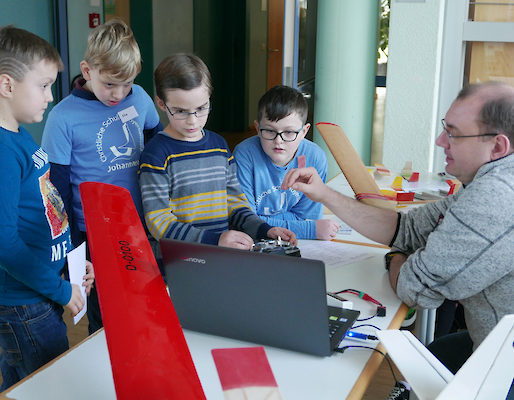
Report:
251,239,301,257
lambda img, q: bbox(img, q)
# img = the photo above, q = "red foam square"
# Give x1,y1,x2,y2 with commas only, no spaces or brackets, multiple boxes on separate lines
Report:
212,347,278,390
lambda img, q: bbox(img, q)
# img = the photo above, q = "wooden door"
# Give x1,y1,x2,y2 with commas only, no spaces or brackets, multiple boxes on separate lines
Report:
267,0,284,89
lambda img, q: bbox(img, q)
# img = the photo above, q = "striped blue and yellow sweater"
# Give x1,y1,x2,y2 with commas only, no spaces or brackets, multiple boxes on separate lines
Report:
139,130,272,245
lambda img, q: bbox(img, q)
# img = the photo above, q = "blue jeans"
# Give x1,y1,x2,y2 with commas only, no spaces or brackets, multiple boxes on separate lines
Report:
0,301,69,390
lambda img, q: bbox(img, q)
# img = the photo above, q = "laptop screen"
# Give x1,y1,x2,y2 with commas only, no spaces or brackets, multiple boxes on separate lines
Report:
160,238,337,356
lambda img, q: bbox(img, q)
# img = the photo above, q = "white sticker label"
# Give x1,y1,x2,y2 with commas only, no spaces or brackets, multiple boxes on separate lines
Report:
118,106,139,123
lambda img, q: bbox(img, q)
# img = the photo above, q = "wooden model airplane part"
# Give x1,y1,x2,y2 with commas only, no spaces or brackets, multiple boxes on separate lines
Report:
80,182,206,399
316,122,396,210
374,163,391,176
408,172,420,182
380,189,416,203
400,161,420,182
391,176,403,191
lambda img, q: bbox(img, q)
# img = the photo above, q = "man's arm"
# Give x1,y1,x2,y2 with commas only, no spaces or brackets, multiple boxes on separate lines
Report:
387,252,408,292
393,180,514,309
282,167,398,245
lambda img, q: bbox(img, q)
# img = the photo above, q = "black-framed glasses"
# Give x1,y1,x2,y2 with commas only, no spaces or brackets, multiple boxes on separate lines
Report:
258,126,304,142
165,103,211,120
441,119,498,140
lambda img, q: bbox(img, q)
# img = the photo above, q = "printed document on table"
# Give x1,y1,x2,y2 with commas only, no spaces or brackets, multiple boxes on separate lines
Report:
67,242,87,324
298,240,373,268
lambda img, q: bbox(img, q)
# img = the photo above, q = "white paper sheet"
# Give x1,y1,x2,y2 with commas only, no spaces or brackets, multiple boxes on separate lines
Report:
67,242,87,325
298,240,373,268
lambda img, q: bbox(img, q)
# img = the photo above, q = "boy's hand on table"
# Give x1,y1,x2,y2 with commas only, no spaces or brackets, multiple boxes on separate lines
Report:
83,260,95,295
267,227,297,246
315,219,340,240
219,230,254,250
65,284,85,316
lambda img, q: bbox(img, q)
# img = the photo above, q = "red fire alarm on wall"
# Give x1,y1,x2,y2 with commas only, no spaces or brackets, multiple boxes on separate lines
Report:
89,13,100,28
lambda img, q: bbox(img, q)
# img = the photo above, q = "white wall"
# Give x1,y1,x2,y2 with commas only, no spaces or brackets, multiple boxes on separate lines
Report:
67,2,105,82
383,0,446,173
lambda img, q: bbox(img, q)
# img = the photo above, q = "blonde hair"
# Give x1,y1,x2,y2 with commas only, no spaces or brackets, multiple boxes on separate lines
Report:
84,18,140,81
0,25,63,81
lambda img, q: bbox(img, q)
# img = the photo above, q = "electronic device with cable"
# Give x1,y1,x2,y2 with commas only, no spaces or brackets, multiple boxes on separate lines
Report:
333,288,386,318
251,238,301,257
160,238,360,356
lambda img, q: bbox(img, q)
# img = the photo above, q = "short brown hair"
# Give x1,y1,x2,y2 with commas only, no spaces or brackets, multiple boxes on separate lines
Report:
257,85,308,124
154,53,212,101
0,25,63,81
458,81,514,147
84,18,140,81
479,95,514,148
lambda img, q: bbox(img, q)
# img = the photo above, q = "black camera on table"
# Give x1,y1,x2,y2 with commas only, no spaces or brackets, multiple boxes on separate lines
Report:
251,239,301,257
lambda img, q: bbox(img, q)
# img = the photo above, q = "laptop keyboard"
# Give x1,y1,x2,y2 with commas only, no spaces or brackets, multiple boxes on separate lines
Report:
327,307,361,350
329,321,344,339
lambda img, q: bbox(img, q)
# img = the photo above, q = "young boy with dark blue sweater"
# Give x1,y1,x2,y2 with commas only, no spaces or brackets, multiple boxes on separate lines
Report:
0,25,93,390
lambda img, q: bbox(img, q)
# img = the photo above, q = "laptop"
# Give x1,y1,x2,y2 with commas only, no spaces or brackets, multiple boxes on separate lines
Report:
160,239,360,356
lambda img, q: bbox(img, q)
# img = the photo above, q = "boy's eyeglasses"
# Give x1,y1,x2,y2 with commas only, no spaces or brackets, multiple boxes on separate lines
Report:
441,119,498,140
259,126,304,142
165,103,211,120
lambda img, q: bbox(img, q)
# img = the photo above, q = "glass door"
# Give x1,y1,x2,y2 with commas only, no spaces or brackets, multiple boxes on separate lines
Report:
0,0,61,144
294,0,317,140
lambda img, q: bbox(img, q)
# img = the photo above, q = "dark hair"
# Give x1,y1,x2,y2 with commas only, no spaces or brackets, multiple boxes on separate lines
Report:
0,25,63,80
479,96,514,147
154,53,212,101
457,81,514,148
257,85,308,124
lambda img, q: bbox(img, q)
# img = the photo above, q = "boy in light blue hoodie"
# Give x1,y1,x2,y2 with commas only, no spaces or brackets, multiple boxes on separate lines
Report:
234,85,339,240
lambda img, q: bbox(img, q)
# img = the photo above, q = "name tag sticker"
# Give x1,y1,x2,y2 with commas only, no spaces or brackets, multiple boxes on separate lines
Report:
118,106,139,123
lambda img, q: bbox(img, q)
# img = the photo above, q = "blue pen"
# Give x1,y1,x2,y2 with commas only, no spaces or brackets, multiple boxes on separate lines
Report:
346,331,378,341
346,331,367,340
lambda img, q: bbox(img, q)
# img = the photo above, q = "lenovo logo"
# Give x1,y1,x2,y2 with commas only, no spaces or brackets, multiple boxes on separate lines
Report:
181,257,206,264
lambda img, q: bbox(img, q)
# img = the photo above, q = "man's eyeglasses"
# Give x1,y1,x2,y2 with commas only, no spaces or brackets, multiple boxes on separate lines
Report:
258,126,304,142
441,119,498,140
165,103,211,120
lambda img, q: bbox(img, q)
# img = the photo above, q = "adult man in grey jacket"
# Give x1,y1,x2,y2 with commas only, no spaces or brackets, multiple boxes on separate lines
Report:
281,81,514,372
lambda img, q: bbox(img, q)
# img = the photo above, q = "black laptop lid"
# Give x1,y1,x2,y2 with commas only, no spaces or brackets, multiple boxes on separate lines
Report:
160,239,333,356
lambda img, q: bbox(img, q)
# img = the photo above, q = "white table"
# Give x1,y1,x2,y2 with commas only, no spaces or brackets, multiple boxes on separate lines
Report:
326,171,441,346
1,243,407,400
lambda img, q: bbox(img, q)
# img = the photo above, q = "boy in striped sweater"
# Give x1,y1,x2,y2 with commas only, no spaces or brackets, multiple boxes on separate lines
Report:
139,54,296,259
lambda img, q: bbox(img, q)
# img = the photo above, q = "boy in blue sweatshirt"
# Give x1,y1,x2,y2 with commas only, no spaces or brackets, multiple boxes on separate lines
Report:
0,25,93,389
41,19,162,334
234,85,339,240
139,54,296,259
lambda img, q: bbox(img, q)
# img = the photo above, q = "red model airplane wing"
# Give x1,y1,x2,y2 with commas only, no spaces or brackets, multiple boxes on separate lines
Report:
80,181,205,399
